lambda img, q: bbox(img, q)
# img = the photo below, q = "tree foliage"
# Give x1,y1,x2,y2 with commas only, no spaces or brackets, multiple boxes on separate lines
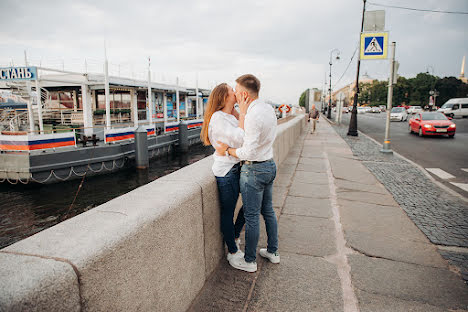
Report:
299,90,306,107
353,73,467,107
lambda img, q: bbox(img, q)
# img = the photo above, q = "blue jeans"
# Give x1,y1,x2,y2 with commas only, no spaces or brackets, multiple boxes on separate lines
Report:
240,159,278,262
216,163,246,254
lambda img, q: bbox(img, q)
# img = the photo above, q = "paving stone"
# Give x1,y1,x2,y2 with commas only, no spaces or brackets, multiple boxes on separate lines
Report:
348,255,468,310
337,190,398,207
282,196,332,219
356,289,446,312
273,186,288,208
247,253,342,312
277,163,297,175
279,214,336,257
188,260,256,312
292,171,329,185
274,173,293,187
300,149,325,159
339,199,446,268
298,157,326,165
295,162,327,173
328,156,379,185
288,182,330,199
335,179,388,195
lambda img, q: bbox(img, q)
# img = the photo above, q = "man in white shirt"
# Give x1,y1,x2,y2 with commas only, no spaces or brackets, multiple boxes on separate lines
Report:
216,74,279,272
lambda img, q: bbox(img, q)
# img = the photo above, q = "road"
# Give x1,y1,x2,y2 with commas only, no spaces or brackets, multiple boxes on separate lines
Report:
330,110,468,198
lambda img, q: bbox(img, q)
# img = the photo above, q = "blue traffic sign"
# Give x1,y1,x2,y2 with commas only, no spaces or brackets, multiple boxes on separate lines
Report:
360,32,388,60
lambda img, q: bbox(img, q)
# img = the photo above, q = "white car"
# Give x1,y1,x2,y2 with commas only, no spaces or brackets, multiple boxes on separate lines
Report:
357,107,367,114
407,106,423,114
437,98,468,118
371,106,381,113
390,107,408,121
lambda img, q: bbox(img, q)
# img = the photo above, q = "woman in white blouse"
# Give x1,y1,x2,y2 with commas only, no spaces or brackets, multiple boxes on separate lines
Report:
200,83,246,264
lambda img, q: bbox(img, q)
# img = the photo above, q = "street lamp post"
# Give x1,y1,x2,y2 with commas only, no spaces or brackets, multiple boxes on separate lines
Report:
347,0,367,136
328,49,340,119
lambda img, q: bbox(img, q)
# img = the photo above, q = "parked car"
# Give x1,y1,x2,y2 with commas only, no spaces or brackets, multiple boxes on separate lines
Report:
407,106,423,114
390,107,408,121
437,98,468,118
371,106,381,113
408,112,456,138
357,107,367,114
379,105,386,112
342,106,349,113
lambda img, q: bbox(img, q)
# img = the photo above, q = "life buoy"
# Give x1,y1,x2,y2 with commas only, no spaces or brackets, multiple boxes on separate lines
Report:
279,104,291,113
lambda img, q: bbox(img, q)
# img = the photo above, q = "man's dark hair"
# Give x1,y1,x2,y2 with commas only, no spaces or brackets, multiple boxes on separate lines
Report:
236,74,261,96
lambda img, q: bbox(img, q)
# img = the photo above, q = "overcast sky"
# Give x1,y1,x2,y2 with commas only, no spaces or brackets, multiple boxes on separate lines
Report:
0,0,467,104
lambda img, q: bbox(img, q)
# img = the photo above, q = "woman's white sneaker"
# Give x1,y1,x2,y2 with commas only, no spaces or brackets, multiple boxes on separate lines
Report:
259,248,280,264
229,257,257,272
227,249,244,262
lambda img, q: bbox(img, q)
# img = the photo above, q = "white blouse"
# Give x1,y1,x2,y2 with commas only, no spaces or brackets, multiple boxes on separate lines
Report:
208,111,245,177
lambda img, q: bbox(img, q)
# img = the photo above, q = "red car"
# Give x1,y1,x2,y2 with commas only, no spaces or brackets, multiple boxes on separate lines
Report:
409,112,456,138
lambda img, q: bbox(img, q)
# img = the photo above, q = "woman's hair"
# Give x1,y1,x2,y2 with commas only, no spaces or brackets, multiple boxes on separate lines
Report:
200,83,229,146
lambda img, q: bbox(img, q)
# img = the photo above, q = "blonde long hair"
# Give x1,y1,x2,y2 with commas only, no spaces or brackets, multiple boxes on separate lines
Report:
200,83,229,146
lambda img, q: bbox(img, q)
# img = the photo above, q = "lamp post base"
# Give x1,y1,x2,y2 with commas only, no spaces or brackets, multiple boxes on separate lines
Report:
380,142,393,154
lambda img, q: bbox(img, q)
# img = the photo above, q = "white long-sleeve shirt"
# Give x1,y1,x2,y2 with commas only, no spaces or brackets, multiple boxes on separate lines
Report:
208,111,245,177
236,99,277,161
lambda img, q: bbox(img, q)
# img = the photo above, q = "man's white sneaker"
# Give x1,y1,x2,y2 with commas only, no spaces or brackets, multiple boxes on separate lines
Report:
227,249,244,262
229,257,257,273
235,238,241,251
259,248,280,264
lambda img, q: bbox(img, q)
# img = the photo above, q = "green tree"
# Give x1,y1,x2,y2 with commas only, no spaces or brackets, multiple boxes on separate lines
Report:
369,80,387,106
299,90,306,107
407,73,438,106
393,76,411,106
434,77,468,107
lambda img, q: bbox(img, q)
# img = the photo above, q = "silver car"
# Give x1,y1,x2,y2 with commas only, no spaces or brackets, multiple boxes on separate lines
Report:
390,107,408,121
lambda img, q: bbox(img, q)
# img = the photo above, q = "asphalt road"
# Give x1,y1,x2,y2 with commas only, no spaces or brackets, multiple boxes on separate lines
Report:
331,110,468,198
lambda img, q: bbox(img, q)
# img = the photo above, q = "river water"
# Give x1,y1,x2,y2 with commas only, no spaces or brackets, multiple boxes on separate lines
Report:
0,144,214,249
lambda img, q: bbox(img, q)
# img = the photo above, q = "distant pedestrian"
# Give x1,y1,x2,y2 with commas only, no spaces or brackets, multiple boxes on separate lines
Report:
309,104,320,133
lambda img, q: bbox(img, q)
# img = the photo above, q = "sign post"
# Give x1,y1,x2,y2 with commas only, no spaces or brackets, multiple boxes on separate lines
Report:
381,42,396,154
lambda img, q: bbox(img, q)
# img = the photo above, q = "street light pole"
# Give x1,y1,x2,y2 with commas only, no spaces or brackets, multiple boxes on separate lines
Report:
347,0,367,136
328,49,340,119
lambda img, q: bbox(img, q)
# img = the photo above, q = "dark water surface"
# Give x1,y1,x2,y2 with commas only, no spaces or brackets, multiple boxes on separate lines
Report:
0,144,214,249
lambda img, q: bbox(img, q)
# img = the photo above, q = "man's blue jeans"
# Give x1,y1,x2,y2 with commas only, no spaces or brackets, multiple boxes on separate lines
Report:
240,159,278,262
216,163,246,254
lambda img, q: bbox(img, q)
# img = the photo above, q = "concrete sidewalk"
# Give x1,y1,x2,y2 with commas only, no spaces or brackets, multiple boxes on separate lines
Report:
188,118,468,312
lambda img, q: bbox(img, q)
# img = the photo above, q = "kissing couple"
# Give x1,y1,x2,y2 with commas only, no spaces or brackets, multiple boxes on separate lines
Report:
200,74,279,273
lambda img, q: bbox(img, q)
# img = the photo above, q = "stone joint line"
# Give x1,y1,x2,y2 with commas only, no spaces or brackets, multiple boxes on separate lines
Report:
323,151,360,312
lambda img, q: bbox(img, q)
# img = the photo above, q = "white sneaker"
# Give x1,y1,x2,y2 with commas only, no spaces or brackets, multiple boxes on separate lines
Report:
229,257,257,273
227,249,244,262
259,248,280,264
235,238,241,251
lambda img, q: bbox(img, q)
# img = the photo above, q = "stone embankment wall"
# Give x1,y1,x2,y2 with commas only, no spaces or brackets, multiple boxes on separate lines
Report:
0,114,306,312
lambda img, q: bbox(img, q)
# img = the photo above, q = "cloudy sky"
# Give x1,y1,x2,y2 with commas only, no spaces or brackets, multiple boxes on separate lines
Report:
1,0,467,104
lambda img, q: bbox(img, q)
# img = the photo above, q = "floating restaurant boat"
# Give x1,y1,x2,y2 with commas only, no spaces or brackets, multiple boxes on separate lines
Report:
0,64,210,184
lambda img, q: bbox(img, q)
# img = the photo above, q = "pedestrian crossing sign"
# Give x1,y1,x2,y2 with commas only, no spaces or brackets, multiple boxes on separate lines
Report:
360,32,388,60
